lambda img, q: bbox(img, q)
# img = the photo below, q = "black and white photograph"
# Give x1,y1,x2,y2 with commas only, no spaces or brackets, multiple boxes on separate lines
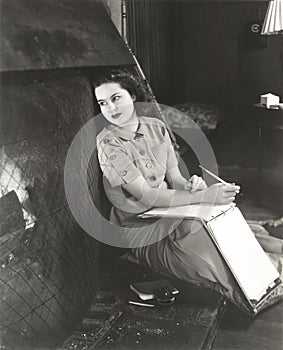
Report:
0,0,283,349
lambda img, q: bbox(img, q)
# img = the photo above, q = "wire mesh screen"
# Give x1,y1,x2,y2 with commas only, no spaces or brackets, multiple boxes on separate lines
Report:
0,74,101,349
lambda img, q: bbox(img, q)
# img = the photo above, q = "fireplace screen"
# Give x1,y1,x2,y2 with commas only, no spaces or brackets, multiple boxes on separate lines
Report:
0,0,136,348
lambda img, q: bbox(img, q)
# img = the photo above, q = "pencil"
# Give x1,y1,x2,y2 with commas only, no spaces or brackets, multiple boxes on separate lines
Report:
199,165,229,185
199,165,243,196
128,300,154,307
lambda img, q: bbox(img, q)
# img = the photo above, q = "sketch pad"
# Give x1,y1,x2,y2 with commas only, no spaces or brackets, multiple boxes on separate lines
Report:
140,204,281,313
139,203,234,220
206,207,280,312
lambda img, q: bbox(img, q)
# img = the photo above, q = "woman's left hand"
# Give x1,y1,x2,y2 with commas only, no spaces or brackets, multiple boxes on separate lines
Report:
184,175,207,193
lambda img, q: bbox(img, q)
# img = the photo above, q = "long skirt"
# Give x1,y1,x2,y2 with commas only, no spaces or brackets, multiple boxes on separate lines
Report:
129,219,283,314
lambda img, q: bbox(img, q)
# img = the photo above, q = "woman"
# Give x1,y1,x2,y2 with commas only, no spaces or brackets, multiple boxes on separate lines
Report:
94,69,283,314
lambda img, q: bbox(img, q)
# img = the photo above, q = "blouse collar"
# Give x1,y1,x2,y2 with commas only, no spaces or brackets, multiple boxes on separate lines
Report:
107,119,144,141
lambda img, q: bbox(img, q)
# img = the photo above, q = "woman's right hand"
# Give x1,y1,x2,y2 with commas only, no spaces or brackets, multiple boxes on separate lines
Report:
203,183,240,205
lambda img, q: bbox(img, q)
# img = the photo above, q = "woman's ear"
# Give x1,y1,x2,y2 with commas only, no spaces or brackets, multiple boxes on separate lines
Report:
132,94,136,102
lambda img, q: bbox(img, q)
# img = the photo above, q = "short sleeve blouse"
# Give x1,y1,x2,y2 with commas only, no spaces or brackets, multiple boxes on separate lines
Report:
96,117,178,190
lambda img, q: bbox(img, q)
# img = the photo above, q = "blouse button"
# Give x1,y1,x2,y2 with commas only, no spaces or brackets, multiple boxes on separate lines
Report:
150,175,156,181
121,170,127,176
109,155,116,161
134,135,141,141
139,150,145,156
103,138,110,144
146,163,152,169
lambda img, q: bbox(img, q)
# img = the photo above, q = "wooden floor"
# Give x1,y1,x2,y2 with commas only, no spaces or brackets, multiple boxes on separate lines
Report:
59,259,227,350
213,301,283,350
58,165,283,350
59,251,283,350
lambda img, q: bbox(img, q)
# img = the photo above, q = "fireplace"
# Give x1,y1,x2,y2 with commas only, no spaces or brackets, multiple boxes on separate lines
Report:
0,0,135,348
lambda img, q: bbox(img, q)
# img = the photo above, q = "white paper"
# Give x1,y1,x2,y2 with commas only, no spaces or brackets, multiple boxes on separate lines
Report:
260,93,280,108
207,208,280,302
139,203,234,221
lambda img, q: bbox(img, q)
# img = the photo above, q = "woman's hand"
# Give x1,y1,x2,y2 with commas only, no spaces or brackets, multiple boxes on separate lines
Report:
203,183,240,205
184,175,207,193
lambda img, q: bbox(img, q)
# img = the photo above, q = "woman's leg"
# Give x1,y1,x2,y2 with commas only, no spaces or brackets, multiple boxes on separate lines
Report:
249,223,283,253
132,220,252,313
132,220,283,314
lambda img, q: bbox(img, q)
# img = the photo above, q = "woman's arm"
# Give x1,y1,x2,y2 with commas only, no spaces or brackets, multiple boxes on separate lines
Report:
162,127,207,192
166,166,187,189
122,175,239,208
166,166,207,193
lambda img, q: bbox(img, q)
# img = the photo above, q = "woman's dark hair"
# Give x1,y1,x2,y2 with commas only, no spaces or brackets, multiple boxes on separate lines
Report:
93,68,149,102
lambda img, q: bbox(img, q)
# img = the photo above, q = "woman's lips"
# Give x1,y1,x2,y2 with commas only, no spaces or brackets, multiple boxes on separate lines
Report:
111,113,121,119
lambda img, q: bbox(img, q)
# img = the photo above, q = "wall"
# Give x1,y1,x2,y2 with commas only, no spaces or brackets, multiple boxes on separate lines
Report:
126,0,184,105
126,0,283,117
101,0,122,35
182,1,283,119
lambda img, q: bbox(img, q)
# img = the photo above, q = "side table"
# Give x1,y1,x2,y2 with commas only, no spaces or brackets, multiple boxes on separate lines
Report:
253,103,283,205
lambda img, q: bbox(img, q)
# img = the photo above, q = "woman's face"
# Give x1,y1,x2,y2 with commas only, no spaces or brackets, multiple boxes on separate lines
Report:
95,82,136,126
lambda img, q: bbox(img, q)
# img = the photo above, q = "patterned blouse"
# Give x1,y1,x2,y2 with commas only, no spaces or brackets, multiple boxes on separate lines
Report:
97,116,178,218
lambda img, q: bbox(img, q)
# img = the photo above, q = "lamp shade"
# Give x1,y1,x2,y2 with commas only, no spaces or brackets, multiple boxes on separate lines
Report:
261,0,283,35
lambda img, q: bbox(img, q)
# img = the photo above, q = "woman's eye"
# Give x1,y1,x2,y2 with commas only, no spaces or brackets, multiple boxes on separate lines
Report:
99,101,107,107
112,95,121,101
